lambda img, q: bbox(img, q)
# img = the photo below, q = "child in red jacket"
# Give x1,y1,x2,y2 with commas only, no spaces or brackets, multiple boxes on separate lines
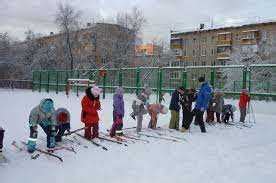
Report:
239,89,250,122
81,86,101,139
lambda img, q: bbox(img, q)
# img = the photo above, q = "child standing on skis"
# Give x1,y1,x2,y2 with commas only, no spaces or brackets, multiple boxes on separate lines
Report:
110,87,125,137
54,108,71,143
130,86,152,132
239,89,250,123
27,98,56,153
147,104,168,129
222,104,236,123
0,126,5,156
81,86,101,139
212,90,224,123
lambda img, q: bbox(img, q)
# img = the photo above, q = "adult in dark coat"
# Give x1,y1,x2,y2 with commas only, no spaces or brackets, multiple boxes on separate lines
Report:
180,88,196,132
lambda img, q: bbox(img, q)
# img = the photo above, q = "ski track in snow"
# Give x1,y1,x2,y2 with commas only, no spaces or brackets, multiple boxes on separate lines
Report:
0,89,276,183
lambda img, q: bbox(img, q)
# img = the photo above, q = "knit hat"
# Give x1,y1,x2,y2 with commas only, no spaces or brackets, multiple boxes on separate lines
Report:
198,76,205,82
91,85,102,97
115,87,124,96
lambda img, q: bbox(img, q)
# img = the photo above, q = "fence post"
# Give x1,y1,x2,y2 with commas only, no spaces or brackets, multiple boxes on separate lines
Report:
210,68,215,88
248,66,252,93
182,70,187,89
56,71,59,94
47,71,50,93
76,70,80,97
38,71,42,92
102,72,107,99
242,66,247,89
32,71,35,92
119,69,123,87
157,67,163,103
136,67,140,95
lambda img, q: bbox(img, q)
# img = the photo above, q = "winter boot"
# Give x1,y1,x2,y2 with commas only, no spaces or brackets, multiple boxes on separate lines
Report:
180,127,188,133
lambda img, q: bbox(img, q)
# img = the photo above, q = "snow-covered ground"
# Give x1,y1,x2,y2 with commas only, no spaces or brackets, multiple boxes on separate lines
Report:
1,89,276,183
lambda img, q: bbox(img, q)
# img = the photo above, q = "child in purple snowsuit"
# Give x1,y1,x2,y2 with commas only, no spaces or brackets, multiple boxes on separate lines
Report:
110,87,125,137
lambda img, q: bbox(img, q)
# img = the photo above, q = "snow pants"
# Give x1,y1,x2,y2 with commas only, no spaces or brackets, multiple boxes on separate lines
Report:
182,108,194,130
0,127,4,151
194,109,206,133
132,102,147,133
215,112,221,123
84,123,99,139
30,124,55,148
240,107,247,122
148,112,158,129
55,123,70,142
169,110,180,130
206,109,214,122
110,112,123,137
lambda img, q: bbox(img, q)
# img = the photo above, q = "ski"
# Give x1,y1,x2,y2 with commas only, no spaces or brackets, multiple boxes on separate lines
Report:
51,146,76,154
152,128,187,142
76,133,108,151
21,141,63,162
138,132,179,142
98,136,128,146
12,140,24,151
63,127,87,136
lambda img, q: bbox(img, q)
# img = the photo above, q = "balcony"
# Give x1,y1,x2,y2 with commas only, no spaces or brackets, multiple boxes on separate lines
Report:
171,44,183,49
170,37,183,49
216,52,231,60
240,30,260,45
217,32,232,47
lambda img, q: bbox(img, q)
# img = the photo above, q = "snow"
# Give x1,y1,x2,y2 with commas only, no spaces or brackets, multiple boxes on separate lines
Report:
1,89,276,183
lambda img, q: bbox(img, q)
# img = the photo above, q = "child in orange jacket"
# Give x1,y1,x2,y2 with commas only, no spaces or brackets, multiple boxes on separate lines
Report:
147,104,168,129
239,89,250,122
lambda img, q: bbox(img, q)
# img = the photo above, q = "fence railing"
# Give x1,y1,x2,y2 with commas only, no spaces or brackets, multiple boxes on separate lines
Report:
32,64,276,101
0,79,32,89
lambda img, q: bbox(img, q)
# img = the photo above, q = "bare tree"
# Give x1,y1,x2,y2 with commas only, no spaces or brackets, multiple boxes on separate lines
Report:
55,2,82,70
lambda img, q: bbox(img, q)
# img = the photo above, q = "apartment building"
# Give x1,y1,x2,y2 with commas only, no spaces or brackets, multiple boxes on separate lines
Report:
36,23,135,69
170,21,276,66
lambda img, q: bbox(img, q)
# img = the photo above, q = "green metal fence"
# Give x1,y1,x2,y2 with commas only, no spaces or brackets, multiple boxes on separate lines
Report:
32,64,276,101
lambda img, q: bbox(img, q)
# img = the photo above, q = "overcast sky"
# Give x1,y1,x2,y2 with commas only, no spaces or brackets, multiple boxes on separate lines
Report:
1,0,276,43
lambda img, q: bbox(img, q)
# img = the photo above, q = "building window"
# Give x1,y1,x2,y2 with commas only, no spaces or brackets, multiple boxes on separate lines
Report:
202,37,207,44
193,38,196,44
201,49,206,56
193,50,196,56
202,61,206,66
183,49,187,56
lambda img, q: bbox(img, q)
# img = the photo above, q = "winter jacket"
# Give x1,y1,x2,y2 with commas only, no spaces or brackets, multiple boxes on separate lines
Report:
29,99,56,127
213,95,224,113
195,82,212,111
180,92,196,111
81,96,101,124
239,92,250,108
169,90,181,111
113,93,125,117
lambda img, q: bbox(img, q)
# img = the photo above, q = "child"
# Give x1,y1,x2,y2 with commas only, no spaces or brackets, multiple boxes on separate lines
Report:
27,98,56,153
130,86,152,133
110,87,125,137
81,86,101,139
180,88,196,132
212,90,224,123
169,87,185,130
206,93,215,123
222,104,236,123
239,89,250,123
54,108,71,142
0,127,5,160
147,104,168,129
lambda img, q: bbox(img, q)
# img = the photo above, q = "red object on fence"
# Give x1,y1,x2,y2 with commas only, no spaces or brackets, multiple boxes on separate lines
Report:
99,69,107,77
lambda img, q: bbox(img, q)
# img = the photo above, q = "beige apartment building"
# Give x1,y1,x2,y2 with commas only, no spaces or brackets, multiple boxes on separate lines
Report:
170,21,276,66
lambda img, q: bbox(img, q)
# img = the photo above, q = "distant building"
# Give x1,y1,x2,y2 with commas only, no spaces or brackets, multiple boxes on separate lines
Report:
134,43,163,66
170,21,276,66
36,23,135,69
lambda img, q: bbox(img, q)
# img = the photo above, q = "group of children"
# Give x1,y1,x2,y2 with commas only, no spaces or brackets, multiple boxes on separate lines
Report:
0,80,251,157
168,76,251,133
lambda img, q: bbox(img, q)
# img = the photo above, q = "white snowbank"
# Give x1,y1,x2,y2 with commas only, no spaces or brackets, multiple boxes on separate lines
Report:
0,89,276,183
